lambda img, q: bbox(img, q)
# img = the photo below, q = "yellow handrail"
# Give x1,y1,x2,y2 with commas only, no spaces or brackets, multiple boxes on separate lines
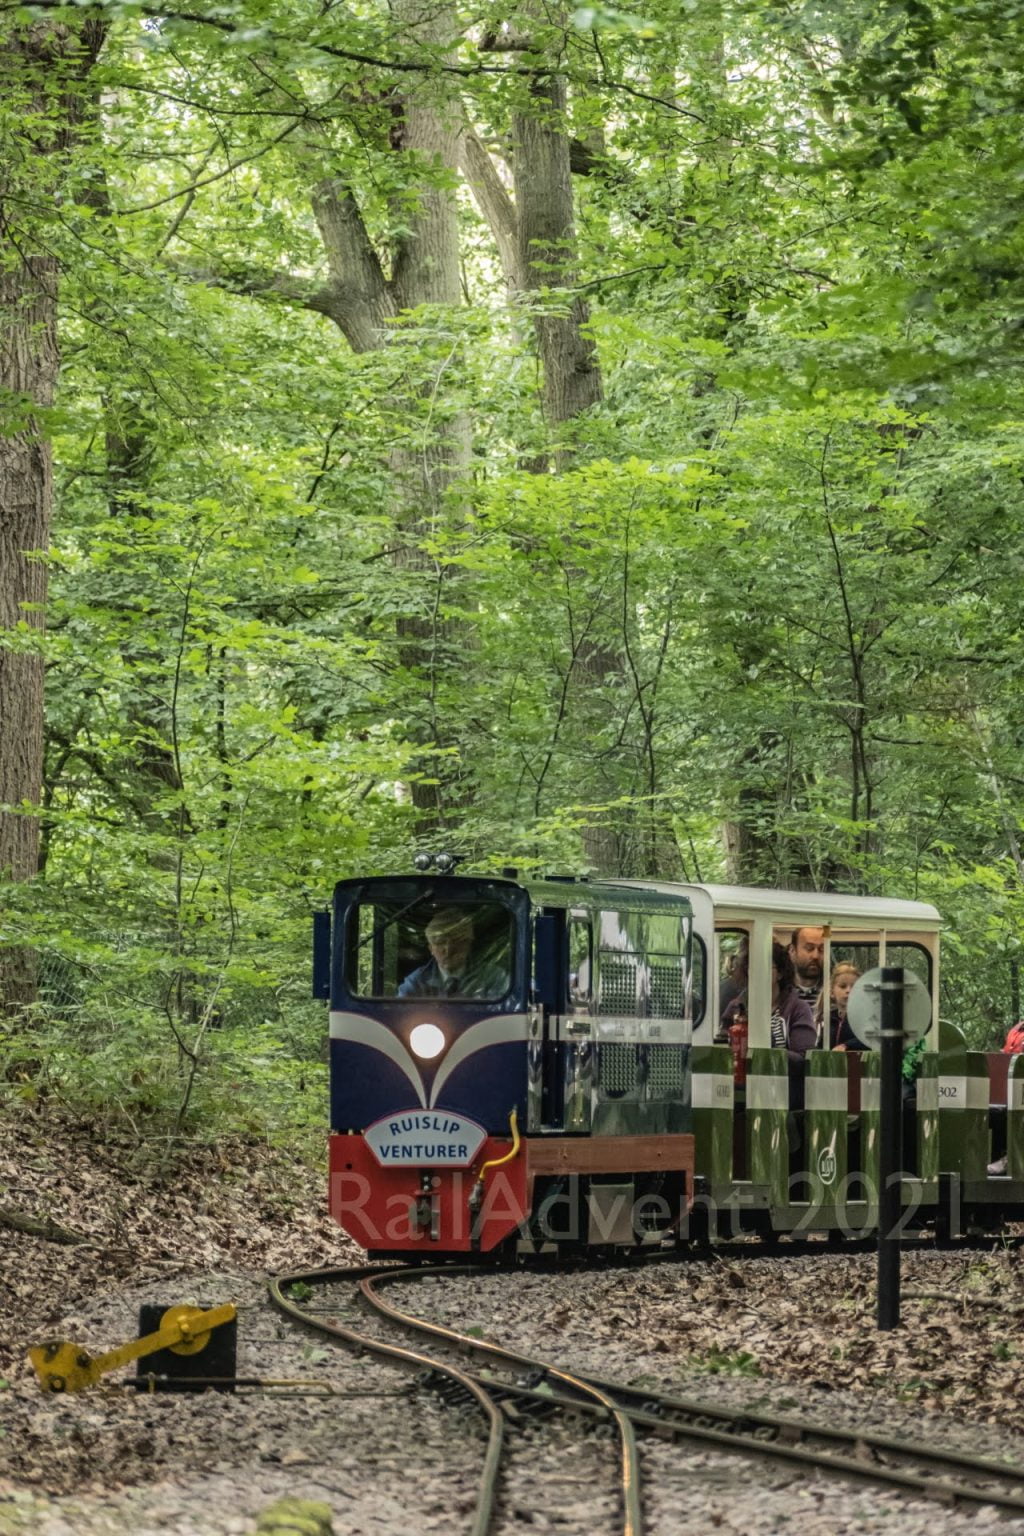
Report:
474,1108,520,1191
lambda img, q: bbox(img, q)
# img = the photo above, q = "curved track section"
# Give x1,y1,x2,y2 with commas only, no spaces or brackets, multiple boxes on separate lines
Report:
363,1269,643,1536
272,1264,1024,1529
363,1265,1024,1516
270,1265,641,1536
268,1267,504,1536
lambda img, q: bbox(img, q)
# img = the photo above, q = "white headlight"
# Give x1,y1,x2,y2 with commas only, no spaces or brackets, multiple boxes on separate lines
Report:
410,1023,446,1060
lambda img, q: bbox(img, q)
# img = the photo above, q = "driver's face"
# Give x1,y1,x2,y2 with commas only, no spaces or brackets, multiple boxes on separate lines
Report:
427,923,472,974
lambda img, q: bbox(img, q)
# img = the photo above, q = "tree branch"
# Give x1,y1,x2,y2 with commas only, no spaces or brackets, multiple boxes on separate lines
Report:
0,1204,87,1244
121,117,303,215
458,128,521,289
2,2,715,121
310,173,394,350
169,259,340,321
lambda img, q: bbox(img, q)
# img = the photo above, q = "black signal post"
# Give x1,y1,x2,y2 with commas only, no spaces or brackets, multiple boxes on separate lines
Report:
877,966,905,1331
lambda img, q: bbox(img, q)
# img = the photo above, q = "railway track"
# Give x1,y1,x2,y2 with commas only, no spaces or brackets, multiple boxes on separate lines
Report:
269,1264,638,1536
269,1264,1024,1534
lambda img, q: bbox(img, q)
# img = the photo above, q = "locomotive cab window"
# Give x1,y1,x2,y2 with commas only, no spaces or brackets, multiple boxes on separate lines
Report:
346,898,515,1001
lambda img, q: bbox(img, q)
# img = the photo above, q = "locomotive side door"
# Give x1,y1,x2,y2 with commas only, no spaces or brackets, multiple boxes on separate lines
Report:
530,902,594,1133
530,905,564,1131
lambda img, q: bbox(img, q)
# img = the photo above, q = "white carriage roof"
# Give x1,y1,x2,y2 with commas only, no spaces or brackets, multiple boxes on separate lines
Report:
611,880,941,927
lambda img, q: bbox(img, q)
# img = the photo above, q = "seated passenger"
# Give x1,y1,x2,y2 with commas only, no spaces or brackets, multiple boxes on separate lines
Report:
398,908,509,999
817,962,866,1051
788,925,825,1007
720,943,816,1067
769,943,817,1065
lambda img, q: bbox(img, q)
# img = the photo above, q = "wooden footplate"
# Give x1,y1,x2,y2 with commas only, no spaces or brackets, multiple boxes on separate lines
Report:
526,1132,695,1185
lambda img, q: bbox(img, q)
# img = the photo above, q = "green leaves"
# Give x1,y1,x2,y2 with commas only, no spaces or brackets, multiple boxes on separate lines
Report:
7,0,1024,1128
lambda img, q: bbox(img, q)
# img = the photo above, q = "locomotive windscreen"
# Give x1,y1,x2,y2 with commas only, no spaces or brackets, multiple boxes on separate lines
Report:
346,895,515,1002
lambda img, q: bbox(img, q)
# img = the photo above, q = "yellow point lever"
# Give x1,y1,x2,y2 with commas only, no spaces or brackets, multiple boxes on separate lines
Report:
28,1303,237,1393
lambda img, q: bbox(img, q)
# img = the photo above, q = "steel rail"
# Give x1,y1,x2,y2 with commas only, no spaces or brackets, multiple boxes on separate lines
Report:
268,1268,504,1536
458,1373,1024,1512
595,1386,1024,1512
361,1270,644,1536
272,1262,1024,1521
583,1373,1024,1497
358,1264,1024,1517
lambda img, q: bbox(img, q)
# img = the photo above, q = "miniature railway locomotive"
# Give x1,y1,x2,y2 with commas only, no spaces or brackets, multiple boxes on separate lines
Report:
314,869,1024,1257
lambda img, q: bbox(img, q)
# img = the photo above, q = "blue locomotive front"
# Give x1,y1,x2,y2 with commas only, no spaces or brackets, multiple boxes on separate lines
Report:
315,872,696,1255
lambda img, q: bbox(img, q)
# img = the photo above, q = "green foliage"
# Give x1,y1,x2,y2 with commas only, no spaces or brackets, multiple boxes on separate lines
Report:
697,1348,762,1376
3,0,1024,1133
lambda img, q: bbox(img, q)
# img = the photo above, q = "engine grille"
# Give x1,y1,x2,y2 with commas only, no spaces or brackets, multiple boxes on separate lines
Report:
647,1045,684,1095
598,956,639,1016
599,1042,637,1093
649,961,685,1019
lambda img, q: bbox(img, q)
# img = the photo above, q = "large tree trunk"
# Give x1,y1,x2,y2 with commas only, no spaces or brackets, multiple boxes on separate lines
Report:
149,6,470,837
0,253,56,1009
512,46,616,873
272,0,469,832
371,0,470,831
514,72,603,444
0,20,103,1013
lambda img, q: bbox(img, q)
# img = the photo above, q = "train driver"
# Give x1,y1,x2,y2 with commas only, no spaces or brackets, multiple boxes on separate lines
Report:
398,907,509,999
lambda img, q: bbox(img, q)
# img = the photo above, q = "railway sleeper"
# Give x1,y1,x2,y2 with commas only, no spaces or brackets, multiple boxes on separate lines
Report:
414,1368,479,1414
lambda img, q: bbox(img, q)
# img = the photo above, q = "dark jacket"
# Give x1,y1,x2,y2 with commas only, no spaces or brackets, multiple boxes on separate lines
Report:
397,955,508,999
722,989,816,1068
771,989,817,1066
829,1006,867,1052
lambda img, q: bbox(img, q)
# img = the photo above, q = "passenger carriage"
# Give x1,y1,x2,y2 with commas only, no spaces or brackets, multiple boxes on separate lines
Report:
314,870,1024,1256
681,884,943,1239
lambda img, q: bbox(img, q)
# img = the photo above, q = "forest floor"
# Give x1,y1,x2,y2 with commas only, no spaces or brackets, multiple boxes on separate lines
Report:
2,1105,1024,1534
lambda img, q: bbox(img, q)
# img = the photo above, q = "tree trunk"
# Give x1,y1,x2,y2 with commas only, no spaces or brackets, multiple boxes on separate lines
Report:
512,49,614,872
0,20,104,1012
0,253,56,1009
513,72,603,452
383,0,470,831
